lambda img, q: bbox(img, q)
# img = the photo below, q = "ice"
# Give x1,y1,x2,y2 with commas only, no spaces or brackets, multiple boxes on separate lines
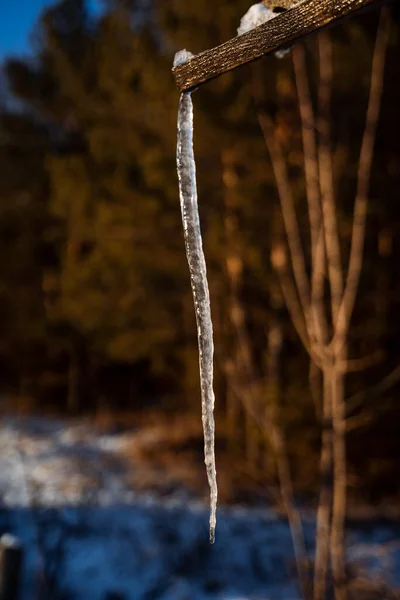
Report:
176,90,218,543
237,3,275,35
173,49,194,67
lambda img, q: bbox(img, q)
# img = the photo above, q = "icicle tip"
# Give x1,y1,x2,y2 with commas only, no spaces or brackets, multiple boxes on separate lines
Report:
209,527,215,544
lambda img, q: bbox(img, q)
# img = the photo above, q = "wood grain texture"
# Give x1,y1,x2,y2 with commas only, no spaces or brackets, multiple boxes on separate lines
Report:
262,0,300,9
172,0,385,91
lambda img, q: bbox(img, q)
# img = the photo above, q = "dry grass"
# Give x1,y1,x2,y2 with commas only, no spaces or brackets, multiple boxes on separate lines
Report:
347,580,400,600
92,408,262,504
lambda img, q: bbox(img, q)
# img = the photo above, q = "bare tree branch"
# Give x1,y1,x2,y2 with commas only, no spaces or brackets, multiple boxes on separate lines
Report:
292,45,329,346
346,362,400,416
317,30,344,328
292,44,321,273
332,6,392,349
253,97,311,316
338,349,384,373
272,245,324,365
310,228,329,345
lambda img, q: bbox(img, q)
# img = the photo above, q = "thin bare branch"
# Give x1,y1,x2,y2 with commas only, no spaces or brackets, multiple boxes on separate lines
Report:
332,6,391,349
292,43,321,272
318,30,344,326
253,96,311,316
251,65,328,366
274,254,313,355
346,411,375,432
292,45,329,346
266,407,312,600
346,362,400,416
338,349,384,373
310,227,329,347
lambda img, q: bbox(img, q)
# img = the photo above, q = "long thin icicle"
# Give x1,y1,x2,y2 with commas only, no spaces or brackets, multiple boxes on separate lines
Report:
176,90,218,544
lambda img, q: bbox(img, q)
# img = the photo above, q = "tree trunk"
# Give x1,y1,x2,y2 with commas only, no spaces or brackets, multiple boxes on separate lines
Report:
330,362,347,600
265,311,311,599
314,366,333,600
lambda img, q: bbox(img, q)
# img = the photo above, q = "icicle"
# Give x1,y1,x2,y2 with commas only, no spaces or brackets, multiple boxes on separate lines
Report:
176,87,218,544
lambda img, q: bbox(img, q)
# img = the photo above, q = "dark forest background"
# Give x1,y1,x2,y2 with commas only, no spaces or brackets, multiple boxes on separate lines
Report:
0,0,400,508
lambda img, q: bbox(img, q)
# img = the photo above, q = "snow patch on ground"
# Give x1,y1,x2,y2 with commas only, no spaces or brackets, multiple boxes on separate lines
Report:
0,416,399,599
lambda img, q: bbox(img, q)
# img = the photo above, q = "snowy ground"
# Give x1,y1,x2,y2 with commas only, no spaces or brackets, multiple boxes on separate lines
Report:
0,415,399,600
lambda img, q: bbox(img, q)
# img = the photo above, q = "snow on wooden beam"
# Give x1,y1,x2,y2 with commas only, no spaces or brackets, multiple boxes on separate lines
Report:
172,0,386,92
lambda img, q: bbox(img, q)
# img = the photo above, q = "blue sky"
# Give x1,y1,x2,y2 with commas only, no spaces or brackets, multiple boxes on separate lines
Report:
0,0,102,60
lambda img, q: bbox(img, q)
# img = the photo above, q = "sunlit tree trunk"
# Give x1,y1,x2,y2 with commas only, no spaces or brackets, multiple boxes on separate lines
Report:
266,256,312,600
328,12,391,598
313,365,333,600
251,11,391,598
329,360,346,600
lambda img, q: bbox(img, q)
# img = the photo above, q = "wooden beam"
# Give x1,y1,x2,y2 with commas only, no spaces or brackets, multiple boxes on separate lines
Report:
173,0,385,92
262,0,301,9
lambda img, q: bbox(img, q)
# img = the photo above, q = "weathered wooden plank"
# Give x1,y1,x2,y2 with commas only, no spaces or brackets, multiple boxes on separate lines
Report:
172,0,385,92
262,0,301,9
